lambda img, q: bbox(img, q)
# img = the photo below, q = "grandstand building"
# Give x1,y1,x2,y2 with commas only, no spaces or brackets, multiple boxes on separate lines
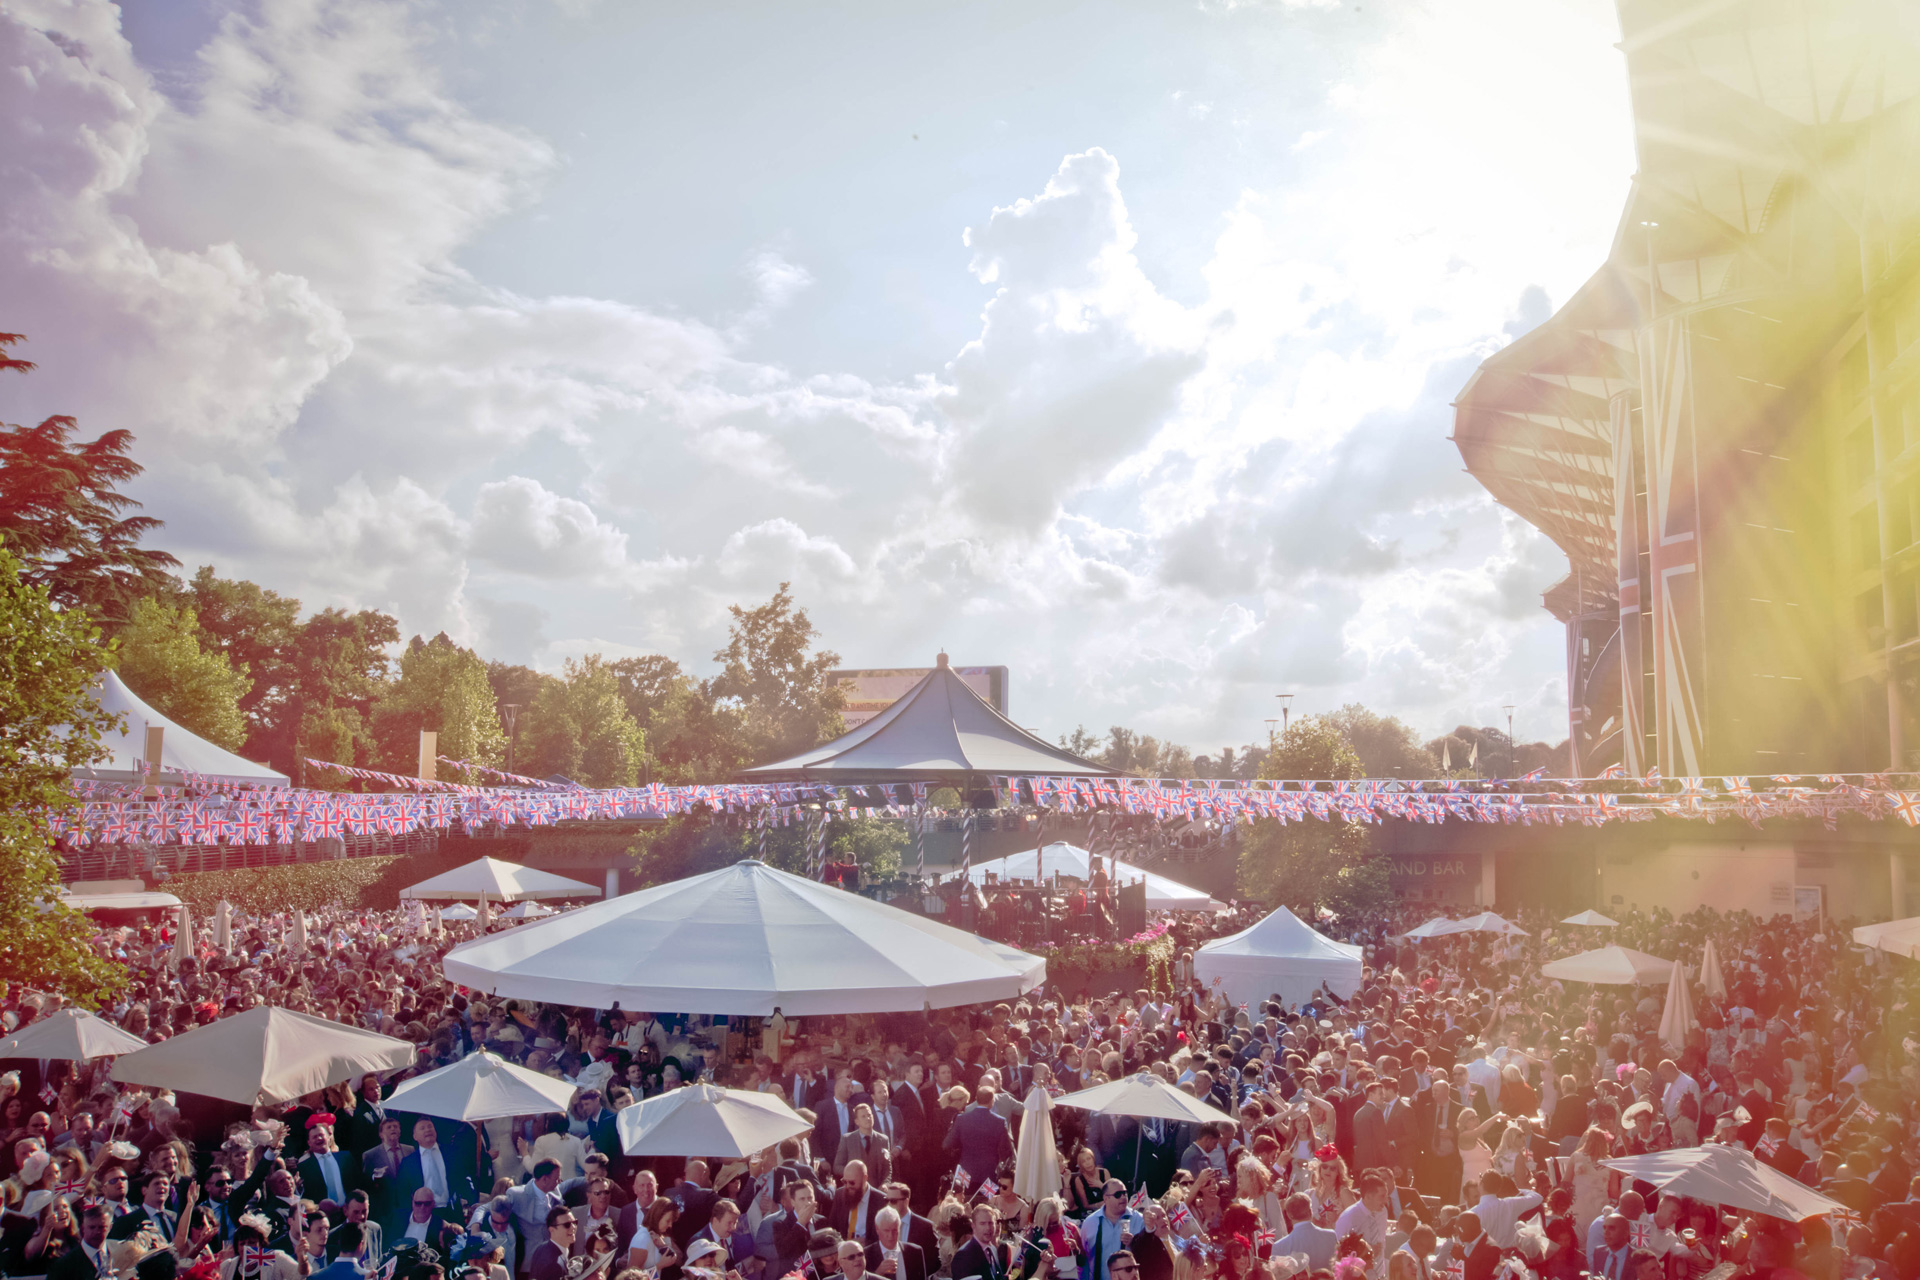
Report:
1454,0,1920,779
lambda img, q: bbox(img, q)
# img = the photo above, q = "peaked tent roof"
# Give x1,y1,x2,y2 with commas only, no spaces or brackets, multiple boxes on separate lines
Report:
1192,905,1364,1010
71,671,289,788
961,844,1211,910
398,857,601,902
1198,906,1364,963
739,654,1110,782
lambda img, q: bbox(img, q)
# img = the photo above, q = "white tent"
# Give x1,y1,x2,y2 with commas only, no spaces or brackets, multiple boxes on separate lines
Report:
1444,911,1529,936
1540,945,1675,985
69,671,288,788
399,857,600,903
1853,916,1920,960
1192,905,1363,1009
1562,909,1619,927
443,859,1046,1015
1403,917,1460,940
501,901,557,919
962,843,1211,910
439,904,479,921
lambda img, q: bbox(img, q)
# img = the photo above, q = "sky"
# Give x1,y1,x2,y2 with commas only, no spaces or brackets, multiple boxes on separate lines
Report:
0,0,1635,757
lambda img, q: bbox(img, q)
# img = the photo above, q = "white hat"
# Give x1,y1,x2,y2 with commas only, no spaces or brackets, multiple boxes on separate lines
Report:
19,1151,51,1185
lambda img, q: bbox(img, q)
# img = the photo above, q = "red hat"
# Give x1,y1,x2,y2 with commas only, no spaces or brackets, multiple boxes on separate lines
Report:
305,1113,335,1130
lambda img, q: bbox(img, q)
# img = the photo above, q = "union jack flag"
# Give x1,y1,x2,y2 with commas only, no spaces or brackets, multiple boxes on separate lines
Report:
1720,777,1752,796
1598,764,1628,779
1894,794,1920,828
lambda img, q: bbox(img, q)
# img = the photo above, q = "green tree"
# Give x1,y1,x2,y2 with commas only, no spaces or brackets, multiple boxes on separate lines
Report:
0,540,131,1004
484,661,559,771
1236,716,1391,916
0,336,180,623
114,597,252,751
709,583,846,768
519,656,647,786
178,568,398,778
1324,704,1439,778
370,633,506,773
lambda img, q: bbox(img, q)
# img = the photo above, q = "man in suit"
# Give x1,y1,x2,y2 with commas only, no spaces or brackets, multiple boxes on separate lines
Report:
109,1171,181,1242
754,1179,820,1279
309,1221,372,1280
836,1107,895,1184
816,1073,861,1162
346,1073,390,1158
952,1203,1026,1280
1272,1194,1336,1273
50,1203,111,1280
1177,1124,1221,1177
1416,1081,1462,1200
329,1192,384,1265
829,1160,887,1248
790,1052,826,1114
1436,1212,1499,1280
296,1117,363,1209
945,1087,1014,1192
1352,1081,1396,1175
870,1083,908,1169
670,1160,720,1250
867,1206,928,1280
361,1116,414,1225
1382,1084,1420,1183
397,1118,474,1212
525,1205,577,1280
569,1089,621,1159
883,1184,938,1263
389,1186,464,1253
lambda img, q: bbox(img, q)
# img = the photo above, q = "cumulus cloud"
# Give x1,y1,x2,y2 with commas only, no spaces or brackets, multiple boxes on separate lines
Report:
0,0,1628,750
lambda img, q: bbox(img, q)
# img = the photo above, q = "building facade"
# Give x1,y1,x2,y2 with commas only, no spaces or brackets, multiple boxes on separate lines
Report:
1455,0,1920,778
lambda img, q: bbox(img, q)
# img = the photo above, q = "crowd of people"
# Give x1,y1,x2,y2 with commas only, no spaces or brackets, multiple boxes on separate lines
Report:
0,894,1913,1280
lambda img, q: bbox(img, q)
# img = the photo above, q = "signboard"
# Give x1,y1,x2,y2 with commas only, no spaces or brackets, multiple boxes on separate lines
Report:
1387,854,1480,903
831,666,1009,728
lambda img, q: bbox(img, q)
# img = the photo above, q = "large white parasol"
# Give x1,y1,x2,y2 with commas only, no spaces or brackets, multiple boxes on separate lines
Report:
614,1083,812,1157
1539,946,1674,985
382,1050,579,1122
443,859,1044,1015
1603,1145,1847,1221
110,1006,416,1105
0,1009,148,1060
399,857,599,903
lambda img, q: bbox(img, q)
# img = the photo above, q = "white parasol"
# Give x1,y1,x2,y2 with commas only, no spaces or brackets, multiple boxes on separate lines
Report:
1657,960,1696,1049
1603,1145,1847,1221
110,1006,416,1105
1698,938,1728,1000
614,1083,812,1157
0,1008,148,1060
382,1050,578,1122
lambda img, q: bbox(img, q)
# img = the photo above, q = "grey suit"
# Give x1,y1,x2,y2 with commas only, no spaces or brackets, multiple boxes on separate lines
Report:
1273,1222,1337,1273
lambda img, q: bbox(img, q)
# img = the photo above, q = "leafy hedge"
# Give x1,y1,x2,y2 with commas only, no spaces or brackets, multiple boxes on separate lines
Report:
165,859,402,915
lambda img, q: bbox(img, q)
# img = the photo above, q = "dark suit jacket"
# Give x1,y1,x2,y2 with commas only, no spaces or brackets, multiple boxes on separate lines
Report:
526,1239,569,1280
48,1243,109,1280
1382,1098,1419,1169
901,1209,939,1262
396,1146,477,1211
1352,1101,1392,1174
814,1097,860,1161
867,1239,929,1280
297,1150,364,1204
385,1207,465,1254
835,1131,894,1183
945,1105,1014,1187
827,1184,887,1246
951,1238,1010,1280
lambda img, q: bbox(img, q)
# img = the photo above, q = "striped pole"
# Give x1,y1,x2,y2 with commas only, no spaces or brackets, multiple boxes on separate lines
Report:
913,804,926,880
811,811,829,879
960,806,974,875
757,811,768,862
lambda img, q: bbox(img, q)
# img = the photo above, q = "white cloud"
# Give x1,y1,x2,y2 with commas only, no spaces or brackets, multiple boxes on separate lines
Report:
0,0,1630,755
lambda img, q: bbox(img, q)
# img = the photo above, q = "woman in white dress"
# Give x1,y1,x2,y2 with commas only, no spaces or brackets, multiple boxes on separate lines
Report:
1452,1108,1499,1204
1568,1125,1614,1238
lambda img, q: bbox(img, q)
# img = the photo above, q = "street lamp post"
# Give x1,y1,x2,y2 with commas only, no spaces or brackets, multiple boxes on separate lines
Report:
1504,705,1516,779
502,703,521,773
1276,693,1294,737
1266,718,1279,751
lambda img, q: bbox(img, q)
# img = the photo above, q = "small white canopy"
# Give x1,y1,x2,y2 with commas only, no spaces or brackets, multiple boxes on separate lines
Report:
1403,917,1460,939
0,1008,148,1060
1562,909,1619,927
439,904,479,921
501,901,557,919
962,844,1211,911
400,858,600,903
443,859,1046,1015
1193,906,1363,1009
70,671,288,787
1051,1071,1240,1125
1444,911,1529,936
1853,916,1920,959
1540,945,1675,986
110,1006,416,1105
1604,1145,1848,1221
615,1082,811,1156
383,1050,578,1121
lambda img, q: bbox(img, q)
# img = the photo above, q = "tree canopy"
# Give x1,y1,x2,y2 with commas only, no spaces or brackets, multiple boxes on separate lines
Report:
370,633,506,774
0,336,178,624
0,539,130,1004
1236,715,1388,917
115,597,252,751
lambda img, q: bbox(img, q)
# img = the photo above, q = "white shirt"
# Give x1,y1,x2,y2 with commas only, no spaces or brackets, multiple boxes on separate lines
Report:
1472,1190,1542,1248
1661,1073,1701,1123
419,1144,450,1205
1333,1201,1389,1275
